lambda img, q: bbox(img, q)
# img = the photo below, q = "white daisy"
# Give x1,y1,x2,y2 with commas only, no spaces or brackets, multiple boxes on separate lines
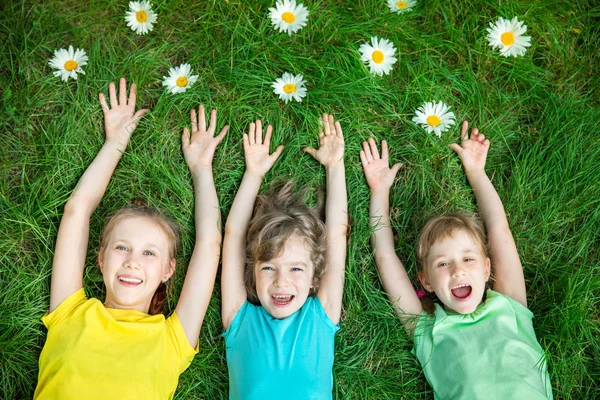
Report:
387,0,417,14
412,101,456,137
271,72,307,103
268,0,309,36
125,1,157,35
486,16,531,57
48,45,88,82
162,64,198,94
358,36,397,76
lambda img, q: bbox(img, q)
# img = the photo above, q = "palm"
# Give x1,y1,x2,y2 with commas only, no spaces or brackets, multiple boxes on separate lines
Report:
243,120,283,176
182,105,228,172
99,78,148,145
364,159,396,191
305,113,345,167
450,122,490,173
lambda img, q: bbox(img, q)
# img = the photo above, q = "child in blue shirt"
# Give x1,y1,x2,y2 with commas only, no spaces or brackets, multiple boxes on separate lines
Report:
360,121,553,399
222,114,348,400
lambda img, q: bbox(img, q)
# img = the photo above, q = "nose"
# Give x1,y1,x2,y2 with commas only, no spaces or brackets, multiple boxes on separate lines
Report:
451,263,466,278
273,271,289,288
124,254,141,270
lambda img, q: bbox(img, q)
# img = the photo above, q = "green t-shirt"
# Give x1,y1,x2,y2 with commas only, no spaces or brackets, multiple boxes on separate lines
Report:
413,290,553,400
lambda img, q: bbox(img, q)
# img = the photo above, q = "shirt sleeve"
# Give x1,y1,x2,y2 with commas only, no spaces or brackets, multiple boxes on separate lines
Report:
222,301,251,344
312,297,341,333
41,288,88,329
166,311,199,374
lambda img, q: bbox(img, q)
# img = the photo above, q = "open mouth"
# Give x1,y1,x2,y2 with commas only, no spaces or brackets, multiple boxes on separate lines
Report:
451,284,472,300
271,294,294,307
118,276,143,287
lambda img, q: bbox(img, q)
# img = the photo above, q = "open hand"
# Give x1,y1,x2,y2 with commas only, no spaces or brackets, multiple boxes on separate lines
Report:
449,121,490,173
99,78,149,146
244,120,284,177
304,113,344,167
360,138,403,193
182,105,228,174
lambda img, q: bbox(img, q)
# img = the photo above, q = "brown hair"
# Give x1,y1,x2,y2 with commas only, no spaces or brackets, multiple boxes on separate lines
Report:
416,213,490,314
98,200,181,315
245,181,326,305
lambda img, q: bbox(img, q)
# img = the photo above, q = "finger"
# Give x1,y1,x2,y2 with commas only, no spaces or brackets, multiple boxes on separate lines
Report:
182,127,191,148
303,146,317,158
99,93,110,113
391,163,403,176
449,143,463,155
461,121,469,143
323,113,331,136
328,114,336,136
362,141,373,162
199,105,207,133
256,120,263,144
243,133,250,150
209,109,217,136
215,125,229,144
109,82,117,108
334,121,343,138
248,123,255,145
264,125,273,146
127,83,137,107
369,137,380,159
359,150,368,168
381,140,389,160
119,78,127,106
484,139,490,148
471,128,479,140
190,108,197,131
271,145,284,160
132,108,150,121
318,118,324,137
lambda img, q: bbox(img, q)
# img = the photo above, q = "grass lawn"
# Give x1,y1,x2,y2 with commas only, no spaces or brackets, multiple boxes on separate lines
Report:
1,0,599,398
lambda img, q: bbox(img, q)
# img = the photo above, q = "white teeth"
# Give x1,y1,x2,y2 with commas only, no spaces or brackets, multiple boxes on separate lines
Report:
452,284,469,289
119,277,142,284
273,295,292,299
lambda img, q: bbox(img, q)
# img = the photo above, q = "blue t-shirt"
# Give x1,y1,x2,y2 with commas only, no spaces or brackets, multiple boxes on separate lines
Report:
223,297,340,400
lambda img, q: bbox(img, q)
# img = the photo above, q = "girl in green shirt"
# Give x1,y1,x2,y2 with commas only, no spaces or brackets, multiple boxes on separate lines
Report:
360,121,553,399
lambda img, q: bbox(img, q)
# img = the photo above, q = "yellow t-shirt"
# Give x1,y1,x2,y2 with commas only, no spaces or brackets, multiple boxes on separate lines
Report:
35,288,198,400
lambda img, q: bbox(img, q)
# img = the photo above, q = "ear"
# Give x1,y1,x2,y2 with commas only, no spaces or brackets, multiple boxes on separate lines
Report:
484,257,491,281
98,249,104,272
164,258,176,282
418,271,433,292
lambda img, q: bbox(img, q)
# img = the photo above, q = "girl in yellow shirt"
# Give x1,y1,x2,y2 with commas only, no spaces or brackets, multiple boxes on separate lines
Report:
35,78,228,400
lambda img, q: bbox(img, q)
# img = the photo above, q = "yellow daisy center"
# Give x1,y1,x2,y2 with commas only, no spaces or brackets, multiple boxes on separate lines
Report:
283,84,296,94
396,1,407,9
501,32,515,46
282,12,295,23
427,115,441,127
64,60,78,71
372,50,385,64
176,76,188,87
136,10,148,23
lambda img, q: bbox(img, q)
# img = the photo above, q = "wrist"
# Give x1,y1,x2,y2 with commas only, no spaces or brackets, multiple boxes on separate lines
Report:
104,137,129,151
325,160,345,172
464,168,488,181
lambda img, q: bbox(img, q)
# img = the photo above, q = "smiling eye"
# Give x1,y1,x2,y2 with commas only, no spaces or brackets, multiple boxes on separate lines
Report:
291,267,304,272
143,250,155,256
261,266,274,271
464,257,474,262
437,262,448,268
116,245,128,252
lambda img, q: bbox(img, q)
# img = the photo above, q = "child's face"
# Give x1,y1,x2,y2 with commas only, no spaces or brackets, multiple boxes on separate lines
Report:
419,229,490,314
254,235,316,319
99,216,175,313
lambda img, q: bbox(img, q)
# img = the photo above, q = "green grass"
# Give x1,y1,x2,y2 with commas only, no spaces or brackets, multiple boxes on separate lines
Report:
2,0,599,398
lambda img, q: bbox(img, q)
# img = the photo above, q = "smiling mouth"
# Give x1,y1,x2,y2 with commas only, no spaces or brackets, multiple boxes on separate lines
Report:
118,276,143,286
271,294,294,307
451,284,472,300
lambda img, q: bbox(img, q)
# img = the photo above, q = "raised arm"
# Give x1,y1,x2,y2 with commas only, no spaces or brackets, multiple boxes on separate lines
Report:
304,114,347,325
221,120,283,329
449,121,526,306
361,138,422,333
50,78,149,312
177,105,228,347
